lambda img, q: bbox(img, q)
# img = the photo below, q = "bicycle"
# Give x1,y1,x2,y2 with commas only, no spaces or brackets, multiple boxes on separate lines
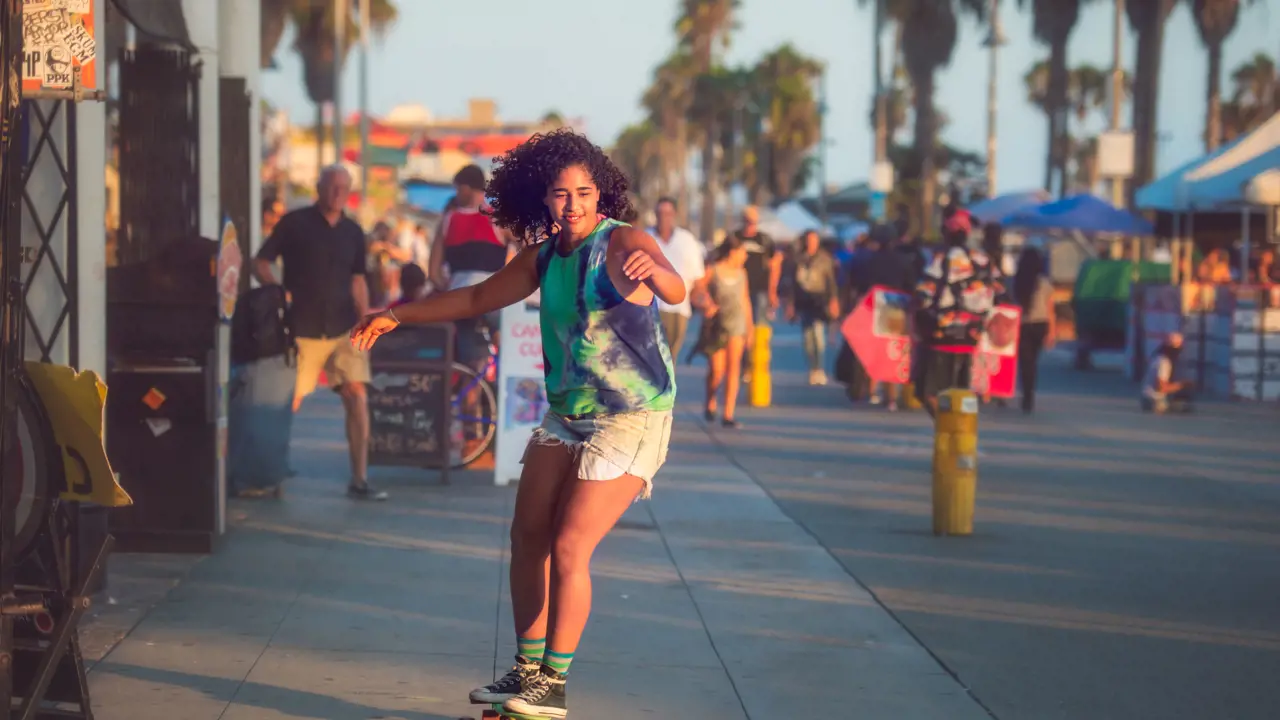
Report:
448,323,499,468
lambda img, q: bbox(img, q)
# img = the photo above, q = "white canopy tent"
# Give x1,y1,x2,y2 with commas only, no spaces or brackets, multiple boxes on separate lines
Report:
1245,169,1280,206
1181,112,1280,278
1181,111,1280,208
1133,111,1280,280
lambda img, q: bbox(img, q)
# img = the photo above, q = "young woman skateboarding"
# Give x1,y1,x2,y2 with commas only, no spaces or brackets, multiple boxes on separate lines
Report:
351,129,684,719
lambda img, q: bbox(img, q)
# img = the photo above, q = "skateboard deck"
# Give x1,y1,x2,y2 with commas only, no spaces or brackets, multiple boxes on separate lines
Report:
483,705,558,720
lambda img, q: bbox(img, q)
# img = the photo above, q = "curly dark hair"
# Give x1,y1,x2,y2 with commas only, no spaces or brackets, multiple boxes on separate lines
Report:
486,128,637,244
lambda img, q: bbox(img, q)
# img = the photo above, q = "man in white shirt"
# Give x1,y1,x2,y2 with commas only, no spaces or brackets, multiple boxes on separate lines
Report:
647,197,705,360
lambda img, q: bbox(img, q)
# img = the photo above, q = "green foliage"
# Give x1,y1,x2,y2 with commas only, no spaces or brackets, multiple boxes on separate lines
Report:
261,0,400,103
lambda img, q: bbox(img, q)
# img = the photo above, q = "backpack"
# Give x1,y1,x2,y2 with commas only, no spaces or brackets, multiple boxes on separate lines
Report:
230,285,296,366
917,247,994,348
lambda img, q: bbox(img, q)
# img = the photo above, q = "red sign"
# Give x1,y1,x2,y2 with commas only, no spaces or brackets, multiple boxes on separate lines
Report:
842,286,913,384
844,288,1022,398
970,304,1021,398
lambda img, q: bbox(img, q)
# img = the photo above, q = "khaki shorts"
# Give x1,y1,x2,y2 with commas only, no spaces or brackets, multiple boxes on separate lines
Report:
295,336,371,399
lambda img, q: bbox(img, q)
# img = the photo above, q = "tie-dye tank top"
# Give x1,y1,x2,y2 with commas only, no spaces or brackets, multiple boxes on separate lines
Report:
535,218,677,417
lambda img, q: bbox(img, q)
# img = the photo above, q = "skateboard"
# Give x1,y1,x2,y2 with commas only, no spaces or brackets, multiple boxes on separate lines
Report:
231,484,284,499
482,705,558,720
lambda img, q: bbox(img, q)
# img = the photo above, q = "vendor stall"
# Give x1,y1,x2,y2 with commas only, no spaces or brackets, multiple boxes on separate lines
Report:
1129,283,1279,402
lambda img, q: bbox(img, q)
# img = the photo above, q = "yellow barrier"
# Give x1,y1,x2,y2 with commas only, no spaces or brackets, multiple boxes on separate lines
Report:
749,325,771,408
931,387,978,536
903,382,923,410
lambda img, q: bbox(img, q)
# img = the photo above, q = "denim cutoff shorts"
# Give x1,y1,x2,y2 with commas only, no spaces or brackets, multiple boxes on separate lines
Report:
523,409,673,500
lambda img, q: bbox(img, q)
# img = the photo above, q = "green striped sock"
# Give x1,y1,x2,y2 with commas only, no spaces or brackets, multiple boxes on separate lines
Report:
542,649,574,676
517,637,545,664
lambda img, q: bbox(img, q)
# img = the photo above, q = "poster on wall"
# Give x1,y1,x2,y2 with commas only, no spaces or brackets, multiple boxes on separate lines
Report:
493,295,546,486
971,304,1021,398
22,0,96,93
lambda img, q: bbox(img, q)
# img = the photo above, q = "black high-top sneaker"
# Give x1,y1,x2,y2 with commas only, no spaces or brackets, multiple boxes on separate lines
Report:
502,668,568,719
469,656,539,704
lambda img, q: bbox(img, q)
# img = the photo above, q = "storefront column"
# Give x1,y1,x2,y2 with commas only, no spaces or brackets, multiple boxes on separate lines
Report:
219,0,262,256
181,0,219,239
75,5,107,376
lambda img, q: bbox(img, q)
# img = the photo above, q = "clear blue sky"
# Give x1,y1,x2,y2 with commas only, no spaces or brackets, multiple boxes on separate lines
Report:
261,0,1279,196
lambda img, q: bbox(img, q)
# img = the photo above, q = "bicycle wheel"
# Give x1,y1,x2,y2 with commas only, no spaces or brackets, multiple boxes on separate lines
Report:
449,361,498,468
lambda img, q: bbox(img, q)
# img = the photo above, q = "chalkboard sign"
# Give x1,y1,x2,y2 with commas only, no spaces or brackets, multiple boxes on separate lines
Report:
367,323,454,480
369,324,451,364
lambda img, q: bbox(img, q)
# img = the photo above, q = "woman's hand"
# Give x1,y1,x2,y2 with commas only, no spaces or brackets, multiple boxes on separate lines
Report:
623,250,658,282
350,310,400,352
704,302,720,319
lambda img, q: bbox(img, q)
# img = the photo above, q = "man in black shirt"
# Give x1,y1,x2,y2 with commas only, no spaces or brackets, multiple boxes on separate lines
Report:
254,165,385,500
731,205,781,380
733,205,782,325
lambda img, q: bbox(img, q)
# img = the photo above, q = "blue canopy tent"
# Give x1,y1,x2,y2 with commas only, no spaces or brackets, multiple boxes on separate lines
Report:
1134,156,1211,212
1003,194,1154,236
1181,111,1280,208
402,181,456,215
967,190,1051,224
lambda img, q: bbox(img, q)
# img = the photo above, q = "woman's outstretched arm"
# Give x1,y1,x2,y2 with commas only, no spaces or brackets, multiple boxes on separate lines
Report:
352,246,540,351
395,245,540,325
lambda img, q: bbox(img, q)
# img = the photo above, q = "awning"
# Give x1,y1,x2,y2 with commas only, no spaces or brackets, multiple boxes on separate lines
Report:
1181,111,1280,208
111,0,194,50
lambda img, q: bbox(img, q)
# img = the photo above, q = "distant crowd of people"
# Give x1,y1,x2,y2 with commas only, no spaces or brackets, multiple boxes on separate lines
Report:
646,201,1063,420
1194,245,1278,285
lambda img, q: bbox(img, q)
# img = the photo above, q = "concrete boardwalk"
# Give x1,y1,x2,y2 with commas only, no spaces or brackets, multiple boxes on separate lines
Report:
84,388,990,719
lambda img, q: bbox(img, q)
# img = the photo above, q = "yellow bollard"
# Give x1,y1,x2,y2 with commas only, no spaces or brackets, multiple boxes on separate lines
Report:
932,388,979,536
903,382,923,410
749,325,772,408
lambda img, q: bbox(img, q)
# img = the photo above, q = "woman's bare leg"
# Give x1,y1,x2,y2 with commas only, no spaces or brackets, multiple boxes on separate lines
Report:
705,348,726,415
544,474,647,661
509,442,575,645
723,335,746,421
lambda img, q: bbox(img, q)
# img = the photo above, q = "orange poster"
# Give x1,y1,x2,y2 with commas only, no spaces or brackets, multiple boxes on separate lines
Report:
21,0,96,94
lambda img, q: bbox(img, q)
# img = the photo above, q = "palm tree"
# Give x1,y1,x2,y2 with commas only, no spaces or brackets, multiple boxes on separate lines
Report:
676,0,738,242
1126,0,1177,200
1220,52,1278,141
1064,64,1109,191
896,0,985,235
612,121,665,214
1070,135,1101,193
1019,0,1089,196
1026,61,1115,193
866,39,911,152
261,0,399,69
1191,0,1257,151
642,52,698,223
540,110,568,129
750,44,824,201
261,0,399,170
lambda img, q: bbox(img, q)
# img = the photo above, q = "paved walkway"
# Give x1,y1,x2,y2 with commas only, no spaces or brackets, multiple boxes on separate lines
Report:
83,386,990,719
81,334,1280,719
730,338,1280,720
